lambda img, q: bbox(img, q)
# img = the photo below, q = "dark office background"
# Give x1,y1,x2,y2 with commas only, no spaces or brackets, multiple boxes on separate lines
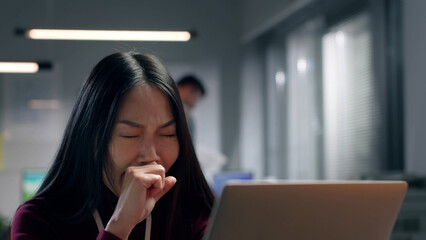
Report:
1,0,426,239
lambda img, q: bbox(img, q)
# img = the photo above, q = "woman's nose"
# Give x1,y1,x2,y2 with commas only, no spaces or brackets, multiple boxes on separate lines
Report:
139,139,160,162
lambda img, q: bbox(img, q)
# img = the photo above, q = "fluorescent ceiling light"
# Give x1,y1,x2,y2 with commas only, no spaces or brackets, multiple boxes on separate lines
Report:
25,29,192,41
28,99,61,109
0,62,39,73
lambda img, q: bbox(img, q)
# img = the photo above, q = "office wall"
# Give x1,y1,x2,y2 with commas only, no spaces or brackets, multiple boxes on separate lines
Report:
403,0,426,175
239,44,265,177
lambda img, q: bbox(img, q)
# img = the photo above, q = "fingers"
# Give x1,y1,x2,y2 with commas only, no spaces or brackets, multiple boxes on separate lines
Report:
125,164,166,189
153,176,177,202
138,174,176,201
129,173,176,217
127,163,166,178
125,165,176,200
145,177,176,212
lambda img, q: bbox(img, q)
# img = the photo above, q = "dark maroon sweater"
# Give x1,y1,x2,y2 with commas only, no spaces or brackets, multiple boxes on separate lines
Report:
11,184,210,240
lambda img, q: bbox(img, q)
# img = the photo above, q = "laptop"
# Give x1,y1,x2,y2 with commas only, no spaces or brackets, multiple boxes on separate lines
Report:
204,180,408,240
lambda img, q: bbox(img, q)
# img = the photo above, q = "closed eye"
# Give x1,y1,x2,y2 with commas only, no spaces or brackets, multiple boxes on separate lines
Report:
161,134,176,138
121,135,138,138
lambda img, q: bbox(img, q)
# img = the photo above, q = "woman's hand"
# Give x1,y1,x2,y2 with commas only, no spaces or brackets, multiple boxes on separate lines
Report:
105,163,176,239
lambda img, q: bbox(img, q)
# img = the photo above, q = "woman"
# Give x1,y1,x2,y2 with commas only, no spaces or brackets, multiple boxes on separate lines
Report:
11,52,214,240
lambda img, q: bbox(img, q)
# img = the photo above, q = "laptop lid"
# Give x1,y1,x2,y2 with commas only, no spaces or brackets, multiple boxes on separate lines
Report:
204,180,408,240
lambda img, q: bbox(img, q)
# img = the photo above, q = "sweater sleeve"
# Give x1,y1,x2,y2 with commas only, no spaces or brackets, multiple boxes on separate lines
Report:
11,202,58,240
11,201,121,240
96,230,122,240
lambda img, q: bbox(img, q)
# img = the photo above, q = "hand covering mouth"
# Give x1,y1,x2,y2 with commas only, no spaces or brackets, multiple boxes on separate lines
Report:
139,161,159,166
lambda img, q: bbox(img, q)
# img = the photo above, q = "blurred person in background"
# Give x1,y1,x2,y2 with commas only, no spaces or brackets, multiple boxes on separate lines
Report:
176,75,226,189
176,75,206,137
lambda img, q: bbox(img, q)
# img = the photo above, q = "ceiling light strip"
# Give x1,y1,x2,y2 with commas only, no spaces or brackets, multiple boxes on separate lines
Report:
26,29,191,41
0,62,39,73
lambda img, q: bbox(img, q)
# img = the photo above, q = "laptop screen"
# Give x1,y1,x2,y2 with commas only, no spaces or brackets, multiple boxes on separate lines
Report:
204,180,407,240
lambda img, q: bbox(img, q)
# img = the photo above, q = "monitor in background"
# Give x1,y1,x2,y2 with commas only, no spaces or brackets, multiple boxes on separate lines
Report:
212,171,252,195
21,169,47,201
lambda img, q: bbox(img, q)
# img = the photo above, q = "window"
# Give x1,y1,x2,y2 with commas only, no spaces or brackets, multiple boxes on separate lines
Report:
322,12,380,179
285,18,323,179
241,0,403,181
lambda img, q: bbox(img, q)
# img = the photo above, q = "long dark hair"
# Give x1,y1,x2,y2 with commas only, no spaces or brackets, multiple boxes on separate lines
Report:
35,52,214,237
